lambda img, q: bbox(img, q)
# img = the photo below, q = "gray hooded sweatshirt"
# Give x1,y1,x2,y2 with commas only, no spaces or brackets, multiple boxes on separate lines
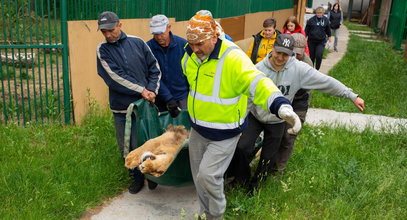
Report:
250,53,358,124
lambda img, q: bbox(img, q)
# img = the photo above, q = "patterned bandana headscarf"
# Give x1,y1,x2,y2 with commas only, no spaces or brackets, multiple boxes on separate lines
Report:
186,14,217,44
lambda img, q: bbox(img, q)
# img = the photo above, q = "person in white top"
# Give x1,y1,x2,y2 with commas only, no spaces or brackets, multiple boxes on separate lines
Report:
230,34,365,193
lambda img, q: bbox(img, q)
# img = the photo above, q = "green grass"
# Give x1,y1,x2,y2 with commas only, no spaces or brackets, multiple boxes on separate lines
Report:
310,28,407,118
2,115,406,219
1,65,32,80
0,89,66,125
225,125,407,219
0,65,16,80
343,21,373,32
0,111,129,219
322,48,330,59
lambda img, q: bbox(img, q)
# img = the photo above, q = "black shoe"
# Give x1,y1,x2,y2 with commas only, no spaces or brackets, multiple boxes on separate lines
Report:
246,184,258,196
246,180,259,196
128,180,144,194
227,179,248,189
147,179,158,190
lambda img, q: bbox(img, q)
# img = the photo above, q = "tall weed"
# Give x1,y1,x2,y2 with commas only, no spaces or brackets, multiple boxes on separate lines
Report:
0,112,128,219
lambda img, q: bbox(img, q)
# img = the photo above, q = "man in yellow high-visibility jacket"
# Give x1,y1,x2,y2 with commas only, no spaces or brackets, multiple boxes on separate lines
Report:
182,14,301,219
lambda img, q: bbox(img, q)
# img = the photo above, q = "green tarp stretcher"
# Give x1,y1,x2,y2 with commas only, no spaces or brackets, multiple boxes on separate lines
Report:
124,99,193,186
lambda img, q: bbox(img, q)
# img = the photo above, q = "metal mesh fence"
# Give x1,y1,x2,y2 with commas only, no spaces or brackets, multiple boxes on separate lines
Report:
0,0,71,124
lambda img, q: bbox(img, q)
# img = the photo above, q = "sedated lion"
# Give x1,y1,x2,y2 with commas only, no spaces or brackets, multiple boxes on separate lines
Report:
125,125,189,177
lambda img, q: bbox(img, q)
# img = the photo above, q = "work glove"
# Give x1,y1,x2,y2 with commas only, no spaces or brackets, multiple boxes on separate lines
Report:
166,99,180,118
278,104,302,135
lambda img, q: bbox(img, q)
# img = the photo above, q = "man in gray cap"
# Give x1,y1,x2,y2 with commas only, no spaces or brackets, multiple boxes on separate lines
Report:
231,34,365,192
96,11,161,194
274,33,313,174
147,14,188,118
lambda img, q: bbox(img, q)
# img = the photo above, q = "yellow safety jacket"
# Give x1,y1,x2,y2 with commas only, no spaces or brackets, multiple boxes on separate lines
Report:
246,31,277,64
182,39,287,141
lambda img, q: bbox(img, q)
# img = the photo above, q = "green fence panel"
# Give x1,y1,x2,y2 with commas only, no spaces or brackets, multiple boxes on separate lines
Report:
386,0,407,50
0,0,71,124
307,0,313,8
67,0,294,21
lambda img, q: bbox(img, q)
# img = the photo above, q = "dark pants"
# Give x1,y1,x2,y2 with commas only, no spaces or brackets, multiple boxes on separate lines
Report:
275,110,307,172
230,113,285,187
308,40,325,70
113,112,144,182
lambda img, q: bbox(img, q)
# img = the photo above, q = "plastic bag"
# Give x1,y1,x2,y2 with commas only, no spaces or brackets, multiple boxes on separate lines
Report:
325,40,333,50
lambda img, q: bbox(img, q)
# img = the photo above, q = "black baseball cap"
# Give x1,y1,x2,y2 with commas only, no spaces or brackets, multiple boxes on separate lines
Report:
98,11,119,30
274,34,295,56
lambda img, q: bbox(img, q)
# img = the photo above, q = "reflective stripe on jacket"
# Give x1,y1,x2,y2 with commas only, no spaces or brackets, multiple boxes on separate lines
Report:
182,39,287,141
97,32,161,112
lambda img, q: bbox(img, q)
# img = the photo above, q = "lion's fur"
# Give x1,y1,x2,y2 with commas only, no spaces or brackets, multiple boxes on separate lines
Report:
124,125,189,177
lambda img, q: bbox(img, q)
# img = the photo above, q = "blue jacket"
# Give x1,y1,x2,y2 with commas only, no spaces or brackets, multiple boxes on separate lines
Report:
97,32,161,112
305,15,331,42
147,32,189,103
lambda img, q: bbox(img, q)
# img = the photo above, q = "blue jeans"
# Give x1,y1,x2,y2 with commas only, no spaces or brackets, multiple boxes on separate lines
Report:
113,112,144,182
331,28,340,49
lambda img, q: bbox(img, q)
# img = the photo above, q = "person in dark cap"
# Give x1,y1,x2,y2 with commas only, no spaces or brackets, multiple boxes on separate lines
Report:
146,14,189,118
231,34,365,193
96,11,161,194
273,33,312,175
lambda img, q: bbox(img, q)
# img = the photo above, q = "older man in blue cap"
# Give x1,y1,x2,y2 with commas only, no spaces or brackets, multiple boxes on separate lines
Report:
147,14,189,117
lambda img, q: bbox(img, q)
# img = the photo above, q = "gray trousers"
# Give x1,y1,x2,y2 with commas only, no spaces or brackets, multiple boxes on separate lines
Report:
331,28,340,49
189,128,240,218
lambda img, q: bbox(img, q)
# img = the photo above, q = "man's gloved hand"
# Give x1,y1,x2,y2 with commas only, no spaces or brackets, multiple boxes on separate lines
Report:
166,99,180,118
278,104,302,135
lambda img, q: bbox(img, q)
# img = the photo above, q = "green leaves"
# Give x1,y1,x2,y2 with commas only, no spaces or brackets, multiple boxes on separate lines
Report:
0,112,127,219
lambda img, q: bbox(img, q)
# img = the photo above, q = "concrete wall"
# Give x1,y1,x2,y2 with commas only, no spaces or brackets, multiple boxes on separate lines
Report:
68,9,294,123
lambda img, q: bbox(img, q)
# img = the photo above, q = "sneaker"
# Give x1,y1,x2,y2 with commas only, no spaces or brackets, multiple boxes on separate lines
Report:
147,179,158,190
128,180,144,194
334,47,338,52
